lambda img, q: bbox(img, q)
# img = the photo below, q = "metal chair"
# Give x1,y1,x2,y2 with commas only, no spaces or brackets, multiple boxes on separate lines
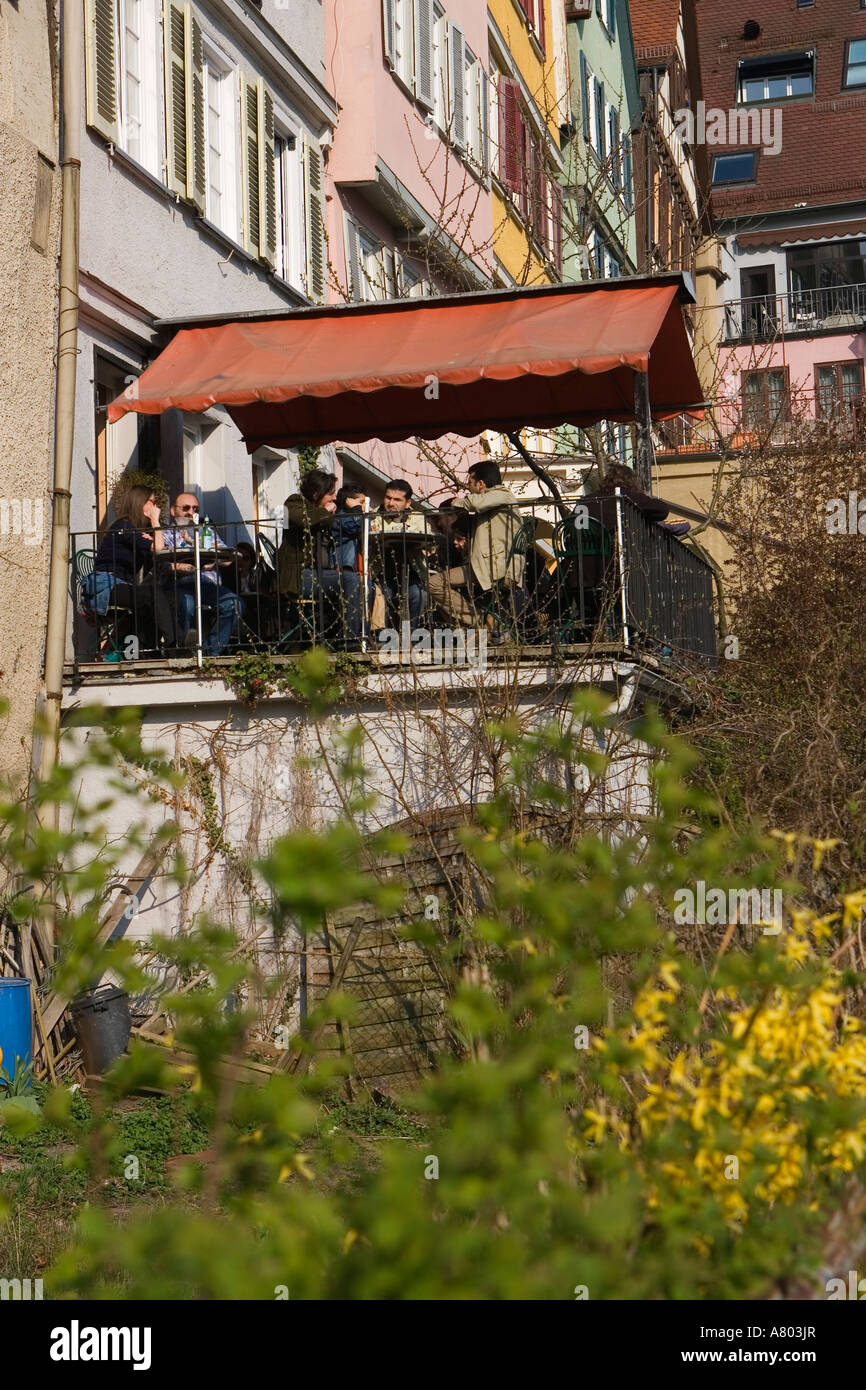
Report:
552,515,615,642
73,548,135,660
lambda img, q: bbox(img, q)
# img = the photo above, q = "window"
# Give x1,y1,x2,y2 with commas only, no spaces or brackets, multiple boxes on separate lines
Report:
594,78,605,156
607,106,621,188
815,361,865,418
345,218,399,303
711,150,758,185
737,52,814,103
432,3,448,130
788,239,866,297
843,39,866,90
598,0,616,35
742,368,790,429
118,0,161,176
274,129,303,290
202,47,238,239
393,0,415,88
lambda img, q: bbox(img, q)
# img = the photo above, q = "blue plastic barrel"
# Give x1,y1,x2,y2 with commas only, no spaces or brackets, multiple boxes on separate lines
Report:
0,978,33,1081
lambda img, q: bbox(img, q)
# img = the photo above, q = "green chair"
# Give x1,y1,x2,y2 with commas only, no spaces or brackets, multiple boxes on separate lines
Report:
73,548,134,660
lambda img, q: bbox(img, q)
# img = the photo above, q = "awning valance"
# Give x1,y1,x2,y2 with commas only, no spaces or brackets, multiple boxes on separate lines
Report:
108,276,703,451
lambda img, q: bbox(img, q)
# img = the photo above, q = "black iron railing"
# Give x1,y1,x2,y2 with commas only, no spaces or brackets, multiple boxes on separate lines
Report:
724,283,866,342
69,496,718,671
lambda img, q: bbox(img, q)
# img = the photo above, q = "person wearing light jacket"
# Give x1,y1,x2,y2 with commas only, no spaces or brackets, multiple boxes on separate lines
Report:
427,460,525,628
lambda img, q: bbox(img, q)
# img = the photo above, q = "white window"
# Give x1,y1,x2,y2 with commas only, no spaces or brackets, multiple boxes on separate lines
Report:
274,126,304,290
393,0,415,89
202,46,238,239
463,48,476,155
432,3,448,131
118,0,161,176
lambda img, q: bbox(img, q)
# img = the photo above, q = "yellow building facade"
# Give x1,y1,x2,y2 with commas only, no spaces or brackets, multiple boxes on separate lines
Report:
487,1,564,287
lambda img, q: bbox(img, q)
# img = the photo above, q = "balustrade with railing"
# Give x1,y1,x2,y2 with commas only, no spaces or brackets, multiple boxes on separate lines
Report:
69,496,718,674
724,283,866,342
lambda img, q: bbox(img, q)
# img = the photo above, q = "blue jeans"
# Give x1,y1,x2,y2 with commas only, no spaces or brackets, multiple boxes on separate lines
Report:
174,578,243,655
81,570,115,615
383,578,426,624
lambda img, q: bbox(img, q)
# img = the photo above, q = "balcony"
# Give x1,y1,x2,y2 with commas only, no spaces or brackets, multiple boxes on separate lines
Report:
656,389,865,458
68,498,718,684
724,283,866,342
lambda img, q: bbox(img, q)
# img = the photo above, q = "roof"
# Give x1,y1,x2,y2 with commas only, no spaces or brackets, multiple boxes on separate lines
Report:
109,276,704,452
631,0,681,61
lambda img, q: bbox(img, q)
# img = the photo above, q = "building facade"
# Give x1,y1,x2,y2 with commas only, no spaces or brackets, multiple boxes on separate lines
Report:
324,0,494,500
696,0,866,442
0,0,61,782
73,0,337,556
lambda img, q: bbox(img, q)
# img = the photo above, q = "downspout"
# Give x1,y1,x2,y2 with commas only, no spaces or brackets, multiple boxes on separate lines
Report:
39,1,82,880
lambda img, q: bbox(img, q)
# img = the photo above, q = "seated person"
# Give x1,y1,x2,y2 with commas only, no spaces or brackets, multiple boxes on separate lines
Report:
372,479,427,625
160,493,243,656
428,461,526,630
278,470,361,645
429,498,466,571
85,484,176,654
231,540,280,642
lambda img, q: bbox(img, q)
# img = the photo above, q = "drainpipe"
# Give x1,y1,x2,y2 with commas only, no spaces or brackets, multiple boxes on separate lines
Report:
39,2,82,877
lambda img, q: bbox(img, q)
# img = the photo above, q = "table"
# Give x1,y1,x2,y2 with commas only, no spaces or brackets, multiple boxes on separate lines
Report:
369,528,435,627
156,545,237,665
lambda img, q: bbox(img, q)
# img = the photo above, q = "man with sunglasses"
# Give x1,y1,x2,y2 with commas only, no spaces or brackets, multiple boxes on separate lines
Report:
160,493,243,655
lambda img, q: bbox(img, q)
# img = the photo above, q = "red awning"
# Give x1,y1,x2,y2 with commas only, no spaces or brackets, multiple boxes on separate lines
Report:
108,277,703,451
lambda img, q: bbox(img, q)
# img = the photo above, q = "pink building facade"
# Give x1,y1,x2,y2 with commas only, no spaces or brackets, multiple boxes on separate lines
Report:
324,0,494,501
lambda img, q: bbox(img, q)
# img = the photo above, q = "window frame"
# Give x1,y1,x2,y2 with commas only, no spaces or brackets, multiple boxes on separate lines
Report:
843,37,866,91
711,149,759,186
201,39,239,242
117,0,162,178
736,52,815,105
273,116,304,293
814,359,865,417
741,366,791,429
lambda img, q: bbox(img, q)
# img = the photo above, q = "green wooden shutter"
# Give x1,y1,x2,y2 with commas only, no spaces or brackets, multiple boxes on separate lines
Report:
260,87,277,266
240,73,261,255
189,12,206,212
304,137,326,301
163,1,188,197
85,0,120,144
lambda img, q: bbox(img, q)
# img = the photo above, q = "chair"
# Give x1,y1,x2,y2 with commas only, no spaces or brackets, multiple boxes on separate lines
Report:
552,515,615,642
473,515,535,637
73,548,135,660
256,530,278,576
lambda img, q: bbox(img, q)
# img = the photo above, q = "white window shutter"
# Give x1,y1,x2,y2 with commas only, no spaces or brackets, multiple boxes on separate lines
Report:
382,0,396,69
163,2,188,197
344,214,361,301
303,137,326,300
479,68,490,175
414,0,434,109
84,0,120,143
259,85,277,265
188,12,206,213
449,23,466,148
240,73,261,255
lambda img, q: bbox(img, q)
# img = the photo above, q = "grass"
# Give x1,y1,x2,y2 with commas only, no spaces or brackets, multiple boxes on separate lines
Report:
0,1085,427,1281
